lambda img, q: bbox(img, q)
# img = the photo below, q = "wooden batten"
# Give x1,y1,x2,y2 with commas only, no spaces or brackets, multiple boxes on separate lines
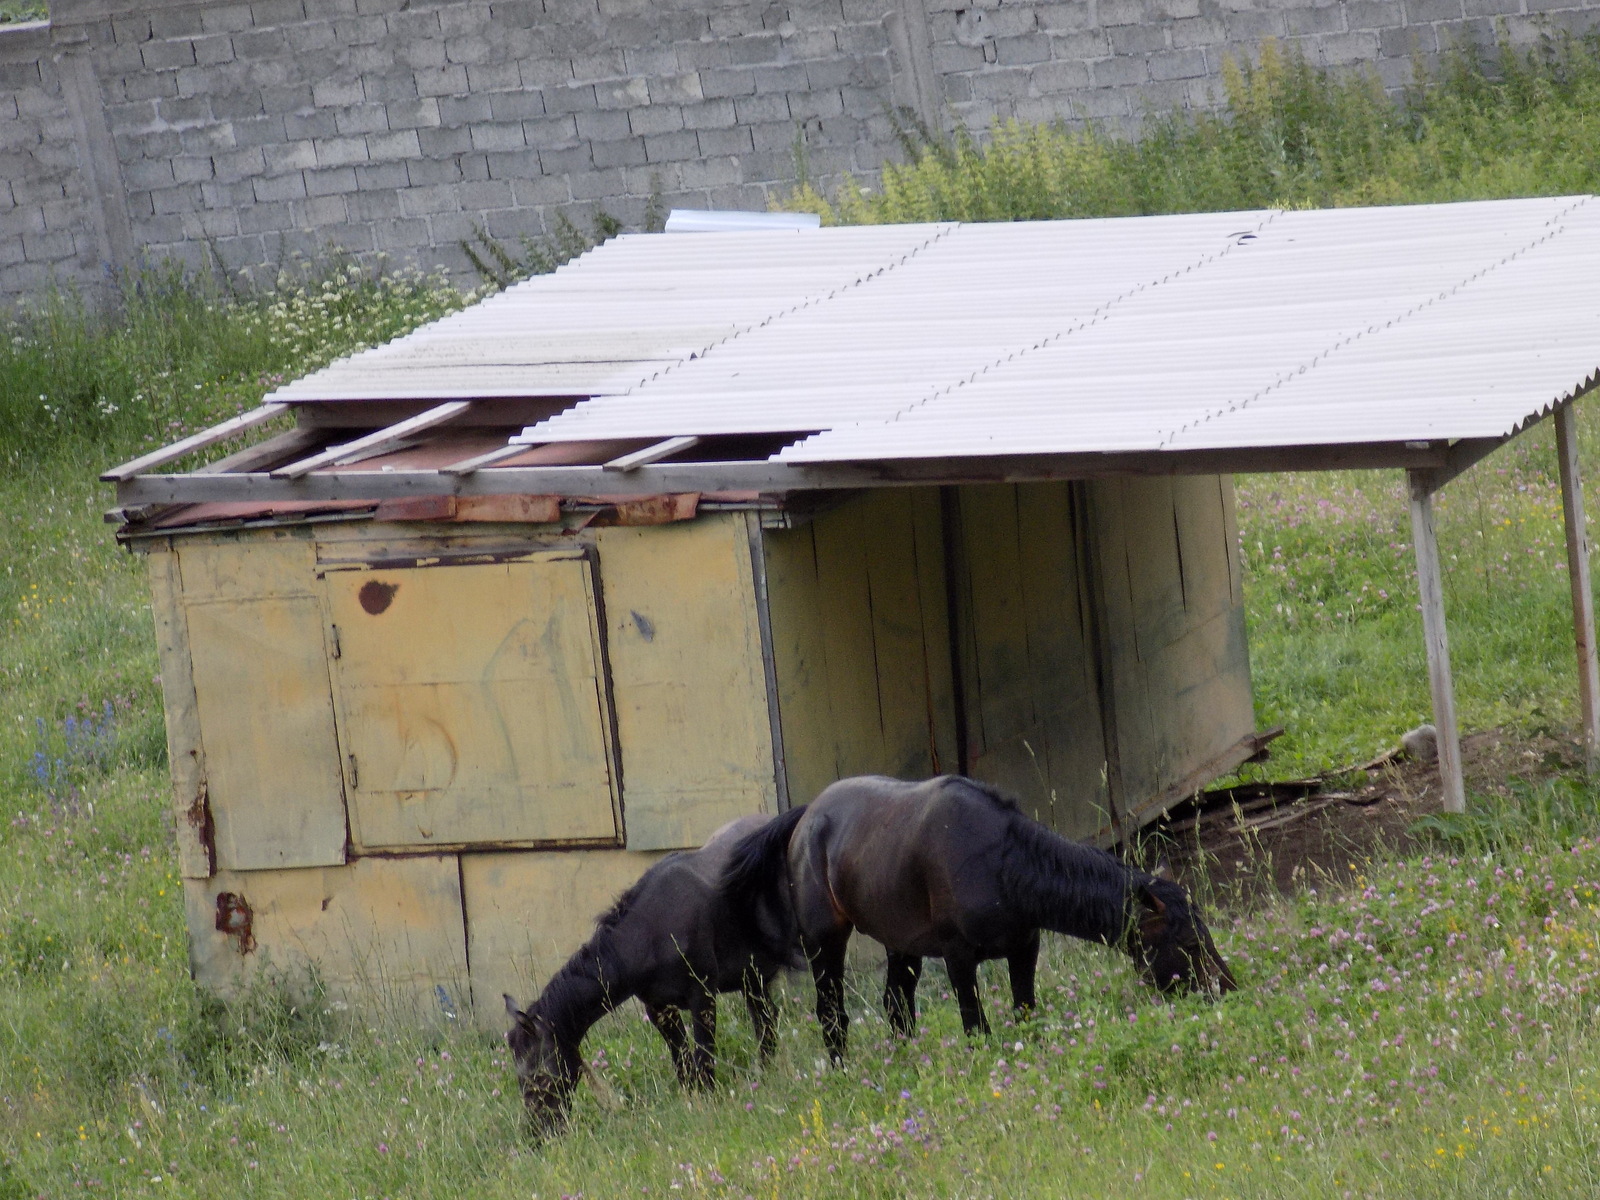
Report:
1407,471,1466,814
596,516,779,849
1555,403,1600,772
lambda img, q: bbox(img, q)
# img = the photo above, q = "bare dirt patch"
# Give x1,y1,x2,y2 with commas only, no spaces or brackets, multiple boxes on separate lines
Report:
1146,727,1586,908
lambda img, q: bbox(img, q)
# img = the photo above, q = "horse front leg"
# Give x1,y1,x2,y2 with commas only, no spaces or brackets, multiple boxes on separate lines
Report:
686,989,717,1091
647,1004,692,1087
806,930,852,1064
882,952,923,1038
944,950,990,1037
743,969,779,1063
1008,930,1040,1019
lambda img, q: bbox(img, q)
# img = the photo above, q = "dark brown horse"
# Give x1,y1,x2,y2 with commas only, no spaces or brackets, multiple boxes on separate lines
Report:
724,775,1235,1061
504,812,803,1134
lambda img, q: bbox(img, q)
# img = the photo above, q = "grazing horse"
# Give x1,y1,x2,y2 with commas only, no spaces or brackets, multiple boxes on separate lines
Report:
723,775,1235,1061
504,811,804,1134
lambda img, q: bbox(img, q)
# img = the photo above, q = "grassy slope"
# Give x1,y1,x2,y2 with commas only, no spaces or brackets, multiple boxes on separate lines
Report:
11,42,1600,1200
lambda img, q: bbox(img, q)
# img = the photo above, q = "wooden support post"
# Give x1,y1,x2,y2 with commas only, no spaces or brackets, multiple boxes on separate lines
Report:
1408,469,1466,814
1556,402,1600,771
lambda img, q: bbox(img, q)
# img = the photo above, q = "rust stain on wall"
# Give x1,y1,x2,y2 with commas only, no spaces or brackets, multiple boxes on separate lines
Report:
359,580,398,614
214,891,256,954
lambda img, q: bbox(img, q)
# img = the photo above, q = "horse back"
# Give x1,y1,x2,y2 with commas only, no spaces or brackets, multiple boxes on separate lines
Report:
794,776,1016,953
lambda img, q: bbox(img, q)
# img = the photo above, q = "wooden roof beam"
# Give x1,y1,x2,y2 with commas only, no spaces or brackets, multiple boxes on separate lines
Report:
604,435,701,472
101,402,287,482
441,442,536,476
269,401,472,480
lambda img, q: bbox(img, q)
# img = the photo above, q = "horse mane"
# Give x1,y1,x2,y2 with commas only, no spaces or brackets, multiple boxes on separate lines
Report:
992,797,1150,945
594,851,683,933
941,774,1021,813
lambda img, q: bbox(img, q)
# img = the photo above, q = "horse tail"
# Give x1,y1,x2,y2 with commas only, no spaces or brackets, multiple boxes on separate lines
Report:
719,804,808,966
996,812,1134,947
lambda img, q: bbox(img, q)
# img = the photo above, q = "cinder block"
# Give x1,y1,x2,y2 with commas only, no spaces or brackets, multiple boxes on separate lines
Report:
285,110,339,139
511,174,573,206
150,184,204,216
251,0,310,28
1148,48,1208,79
312,78,366,108
192,34,238,66
995,33,1053,64
1345,0,1405,29
1285,5,1348,35
1405,0,1466,20
594,77,652,109
254,171,308,201
332,102,392,139
627,104,684,135
436,2,492,37
124,71,180,102
626,45,682,76
523,114,579,148
1047,29,1114,59
414,65,470,96
574,108,631,140
545,84,599,113
438,94,493,125
1318,29,1381,64
388,97,443,129
648,72,704,104
519,58,575,89
1170,16,1228,47
202,5,256,34
733,91,790,123
395,38,447,70
680,97,736,129
288,22,339,52
788,88,844,119
347,187,402,219
644,129,702,162
696,125,754,156
1029,58,1093,92
700,67,757,98
363,128,419,160
1222,11,1288,39
1098,0,1147,26
468,121,528,151
571,49,629,82
568,165,627,199
753,63,809,93
299,193,349,227
172,155,217,183
1108,23,1170,54
466,61,524,93
418,125,473,155
1380,24,1437,56
405,157,463,186
539,143,595,173
592,135,648,166
399,182,462,214
726,32,783,66
305,166,359,196
212,145,267,182
124,157,177,189
315,135,370,167
445,35,493,65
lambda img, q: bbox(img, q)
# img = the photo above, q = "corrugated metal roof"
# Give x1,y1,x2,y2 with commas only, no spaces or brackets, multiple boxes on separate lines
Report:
264,196,1600,469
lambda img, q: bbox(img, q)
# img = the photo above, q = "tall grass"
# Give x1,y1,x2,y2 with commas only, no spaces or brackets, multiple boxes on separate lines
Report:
787,35,1600,224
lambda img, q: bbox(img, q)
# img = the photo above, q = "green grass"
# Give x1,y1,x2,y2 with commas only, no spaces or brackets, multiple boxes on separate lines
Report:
0,2,45,25
12,38,1600,1200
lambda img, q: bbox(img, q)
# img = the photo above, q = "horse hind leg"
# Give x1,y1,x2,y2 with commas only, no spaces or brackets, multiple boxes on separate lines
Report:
687,989,717,1091
807,931,852,1064
1008,930,1040,1019
944,951,991,1037
647,1005,693,1087
743,968,779,1063
882,952,923,1038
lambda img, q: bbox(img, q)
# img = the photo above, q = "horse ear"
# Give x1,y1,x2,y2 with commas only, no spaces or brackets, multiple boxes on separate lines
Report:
1151,858,1174,882
504,993,523,1021
1137,882,1168,916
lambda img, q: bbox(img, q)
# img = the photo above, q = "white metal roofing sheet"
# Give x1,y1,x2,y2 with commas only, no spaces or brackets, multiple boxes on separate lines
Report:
267,195,1600,465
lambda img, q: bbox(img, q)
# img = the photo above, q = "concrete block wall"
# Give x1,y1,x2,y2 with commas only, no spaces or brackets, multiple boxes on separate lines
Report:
3,0,1600,301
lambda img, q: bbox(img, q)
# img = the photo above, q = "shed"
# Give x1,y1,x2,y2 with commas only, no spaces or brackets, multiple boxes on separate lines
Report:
108,197,1600,1025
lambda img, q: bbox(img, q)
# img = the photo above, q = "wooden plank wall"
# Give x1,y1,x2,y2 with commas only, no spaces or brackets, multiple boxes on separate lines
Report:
762,490,958,808
1087,474,1254,826
950,483,1111,841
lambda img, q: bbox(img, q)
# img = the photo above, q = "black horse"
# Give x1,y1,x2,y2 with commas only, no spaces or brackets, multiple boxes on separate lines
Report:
504,812,803,1134
724,775,1235,1061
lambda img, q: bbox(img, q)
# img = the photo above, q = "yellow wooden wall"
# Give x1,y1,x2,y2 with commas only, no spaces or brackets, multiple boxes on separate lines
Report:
1086,474,1255,829
948,482,1113,842
149,511,778,1025
761,489,959,808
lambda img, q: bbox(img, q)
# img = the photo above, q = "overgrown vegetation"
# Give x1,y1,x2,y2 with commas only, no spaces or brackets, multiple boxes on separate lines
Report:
787,35,1600,223
0,1,45,25
10,34,1600,1199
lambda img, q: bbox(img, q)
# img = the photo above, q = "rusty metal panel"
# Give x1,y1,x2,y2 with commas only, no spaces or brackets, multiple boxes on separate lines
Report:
146,546,216,878
461,849,664,1031
322,551,620,851
596,516,777,849
177,539,347,872
184,856,469,1024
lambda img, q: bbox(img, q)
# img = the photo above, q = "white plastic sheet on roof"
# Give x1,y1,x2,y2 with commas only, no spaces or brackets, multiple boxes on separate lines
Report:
273,197,1600,463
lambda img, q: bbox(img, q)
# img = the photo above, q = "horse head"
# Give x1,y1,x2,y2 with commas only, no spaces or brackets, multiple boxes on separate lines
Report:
1129,872,1237,997
504,993,582,1136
